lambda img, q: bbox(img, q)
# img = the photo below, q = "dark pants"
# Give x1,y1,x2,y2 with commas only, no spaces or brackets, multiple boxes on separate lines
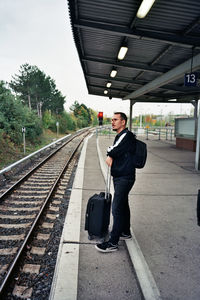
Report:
110,177,135,245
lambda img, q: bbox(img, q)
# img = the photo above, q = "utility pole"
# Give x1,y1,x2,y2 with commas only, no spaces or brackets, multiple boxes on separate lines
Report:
56,122,59,138
22,127,26,154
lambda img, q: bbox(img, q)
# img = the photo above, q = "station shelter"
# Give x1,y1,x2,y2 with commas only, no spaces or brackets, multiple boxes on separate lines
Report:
67,0,200,170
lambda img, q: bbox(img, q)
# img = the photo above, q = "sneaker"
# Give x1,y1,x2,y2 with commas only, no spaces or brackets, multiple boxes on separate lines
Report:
120,233,132,240
95,241,118,253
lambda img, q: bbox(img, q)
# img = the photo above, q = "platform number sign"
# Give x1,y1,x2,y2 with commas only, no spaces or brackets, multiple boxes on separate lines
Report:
184,72,198,86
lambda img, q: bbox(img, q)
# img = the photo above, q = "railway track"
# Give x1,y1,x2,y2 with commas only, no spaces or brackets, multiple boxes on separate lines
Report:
0,129,90,299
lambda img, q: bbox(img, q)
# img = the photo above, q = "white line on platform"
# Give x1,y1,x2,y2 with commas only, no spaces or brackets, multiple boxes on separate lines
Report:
49,134,92,300
96,136,162,300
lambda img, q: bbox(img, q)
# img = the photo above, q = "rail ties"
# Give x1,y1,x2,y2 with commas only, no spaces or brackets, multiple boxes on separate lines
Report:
0,129,90,297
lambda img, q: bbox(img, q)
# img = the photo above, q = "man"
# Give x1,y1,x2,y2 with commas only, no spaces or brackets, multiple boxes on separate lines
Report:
95,112,136,253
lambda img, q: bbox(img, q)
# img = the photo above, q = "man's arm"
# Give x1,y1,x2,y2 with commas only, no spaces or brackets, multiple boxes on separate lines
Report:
107,132,134,158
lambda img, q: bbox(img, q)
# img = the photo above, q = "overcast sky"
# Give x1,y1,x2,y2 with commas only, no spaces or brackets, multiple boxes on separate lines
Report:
0,0,192,117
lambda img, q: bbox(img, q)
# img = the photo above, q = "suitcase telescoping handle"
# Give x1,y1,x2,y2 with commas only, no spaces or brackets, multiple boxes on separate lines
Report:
105,166,111,200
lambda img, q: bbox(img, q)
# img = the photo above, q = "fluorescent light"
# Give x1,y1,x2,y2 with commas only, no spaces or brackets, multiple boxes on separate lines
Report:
137,0,156,18
104,90,108,94
118,46,128,60
106,82,112,88
110,69,117,78
168,99,177,102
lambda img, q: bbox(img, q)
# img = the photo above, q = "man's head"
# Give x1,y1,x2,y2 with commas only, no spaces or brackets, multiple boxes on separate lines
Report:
111,112,127,133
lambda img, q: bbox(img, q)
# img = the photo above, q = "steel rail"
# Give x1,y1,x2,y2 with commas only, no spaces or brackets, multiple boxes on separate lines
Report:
0,129,89,202
0,132,86,295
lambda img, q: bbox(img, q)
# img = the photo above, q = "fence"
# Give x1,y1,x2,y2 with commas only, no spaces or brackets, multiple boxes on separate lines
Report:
144,127,175,141
96,126,175,141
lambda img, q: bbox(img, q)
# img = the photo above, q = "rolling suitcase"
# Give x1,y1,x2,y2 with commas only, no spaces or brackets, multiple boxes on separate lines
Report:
85,167,112,240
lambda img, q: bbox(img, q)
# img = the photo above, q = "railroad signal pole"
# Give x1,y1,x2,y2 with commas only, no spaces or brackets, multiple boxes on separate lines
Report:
56,122,59,137
98,112,103,126
22,127,26,155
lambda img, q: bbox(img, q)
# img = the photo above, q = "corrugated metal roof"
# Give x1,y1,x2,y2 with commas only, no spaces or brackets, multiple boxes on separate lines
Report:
68,0,200,104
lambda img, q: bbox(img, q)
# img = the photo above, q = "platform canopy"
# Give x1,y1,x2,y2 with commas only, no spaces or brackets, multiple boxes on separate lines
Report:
68,0,200,104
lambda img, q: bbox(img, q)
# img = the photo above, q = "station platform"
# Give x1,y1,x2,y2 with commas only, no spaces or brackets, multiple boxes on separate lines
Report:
50,132,200,300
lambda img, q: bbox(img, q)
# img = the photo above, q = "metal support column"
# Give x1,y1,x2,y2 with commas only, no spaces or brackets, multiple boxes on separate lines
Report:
192,99,198,119
129,100,135,131
195,106,200,171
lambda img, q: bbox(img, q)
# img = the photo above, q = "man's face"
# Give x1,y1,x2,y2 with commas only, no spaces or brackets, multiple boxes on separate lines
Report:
111,114,126,133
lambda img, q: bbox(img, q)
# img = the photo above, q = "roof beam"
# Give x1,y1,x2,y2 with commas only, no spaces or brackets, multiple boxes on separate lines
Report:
82,56,168,73
89,84,130,93
86,73,200,93
123,53,200,100
134,18,200,79
135,95,199,103
90,91,196,103
86,73,137,84
74,20,200,49
129,98,196,103
88,83,200,101
89,91,122,99
138,93,200,100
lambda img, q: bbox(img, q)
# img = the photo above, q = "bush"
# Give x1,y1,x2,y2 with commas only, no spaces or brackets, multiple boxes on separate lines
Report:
70,101,98,129
23,107,43,142
42,110,53,129
0,81,42,144
43,111,77,134
58,112,76,132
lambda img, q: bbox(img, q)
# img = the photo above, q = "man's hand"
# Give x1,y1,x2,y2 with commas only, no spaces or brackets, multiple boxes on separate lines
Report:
106,156,113,167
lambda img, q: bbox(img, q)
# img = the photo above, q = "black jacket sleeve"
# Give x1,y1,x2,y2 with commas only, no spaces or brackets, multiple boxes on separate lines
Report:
107,131,135,158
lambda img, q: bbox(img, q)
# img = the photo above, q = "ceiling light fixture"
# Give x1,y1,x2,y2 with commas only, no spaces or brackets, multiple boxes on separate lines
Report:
168,99,177,102
106,82,112,88
104,90,108,94
118,46,128,60
110,68,117,78
137,0,156,19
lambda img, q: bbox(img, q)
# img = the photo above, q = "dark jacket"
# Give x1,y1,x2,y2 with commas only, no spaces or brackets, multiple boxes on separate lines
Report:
107,128,136,179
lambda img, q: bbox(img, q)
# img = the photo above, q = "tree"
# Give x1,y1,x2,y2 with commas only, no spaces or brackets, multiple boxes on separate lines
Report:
0,81,42,144
57,112,77,133
89,108,98,126
10,64,37,110
70,101,92,128
10,63,65,117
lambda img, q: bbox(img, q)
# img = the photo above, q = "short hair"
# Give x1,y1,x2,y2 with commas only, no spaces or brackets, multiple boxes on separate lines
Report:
114,112,127,125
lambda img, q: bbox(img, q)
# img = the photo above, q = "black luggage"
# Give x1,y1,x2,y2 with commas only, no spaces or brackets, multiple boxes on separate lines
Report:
85,167,112,239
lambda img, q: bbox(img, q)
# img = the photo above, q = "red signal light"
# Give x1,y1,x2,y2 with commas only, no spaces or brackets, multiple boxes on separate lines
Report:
98,112,103,125
98,112,103,119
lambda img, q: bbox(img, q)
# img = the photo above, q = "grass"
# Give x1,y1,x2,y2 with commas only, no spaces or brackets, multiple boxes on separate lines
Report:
0,129,68,170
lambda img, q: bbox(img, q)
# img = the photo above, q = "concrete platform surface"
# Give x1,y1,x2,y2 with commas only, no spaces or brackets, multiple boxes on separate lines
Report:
98,135,200,300
78,136,141,300
51,133,200,300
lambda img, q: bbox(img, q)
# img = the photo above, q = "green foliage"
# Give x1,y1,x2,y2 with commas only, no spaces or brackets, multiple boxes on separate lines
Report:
0,75,101,169
55,113,71,133
59,112,76,132
90,109,98,126
23,107,43,142
42,111,77,133
10,63,65,117
0,130,21,169
42,110,53,129
42,101,98,134
70,100,98,128
0,81,42,144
